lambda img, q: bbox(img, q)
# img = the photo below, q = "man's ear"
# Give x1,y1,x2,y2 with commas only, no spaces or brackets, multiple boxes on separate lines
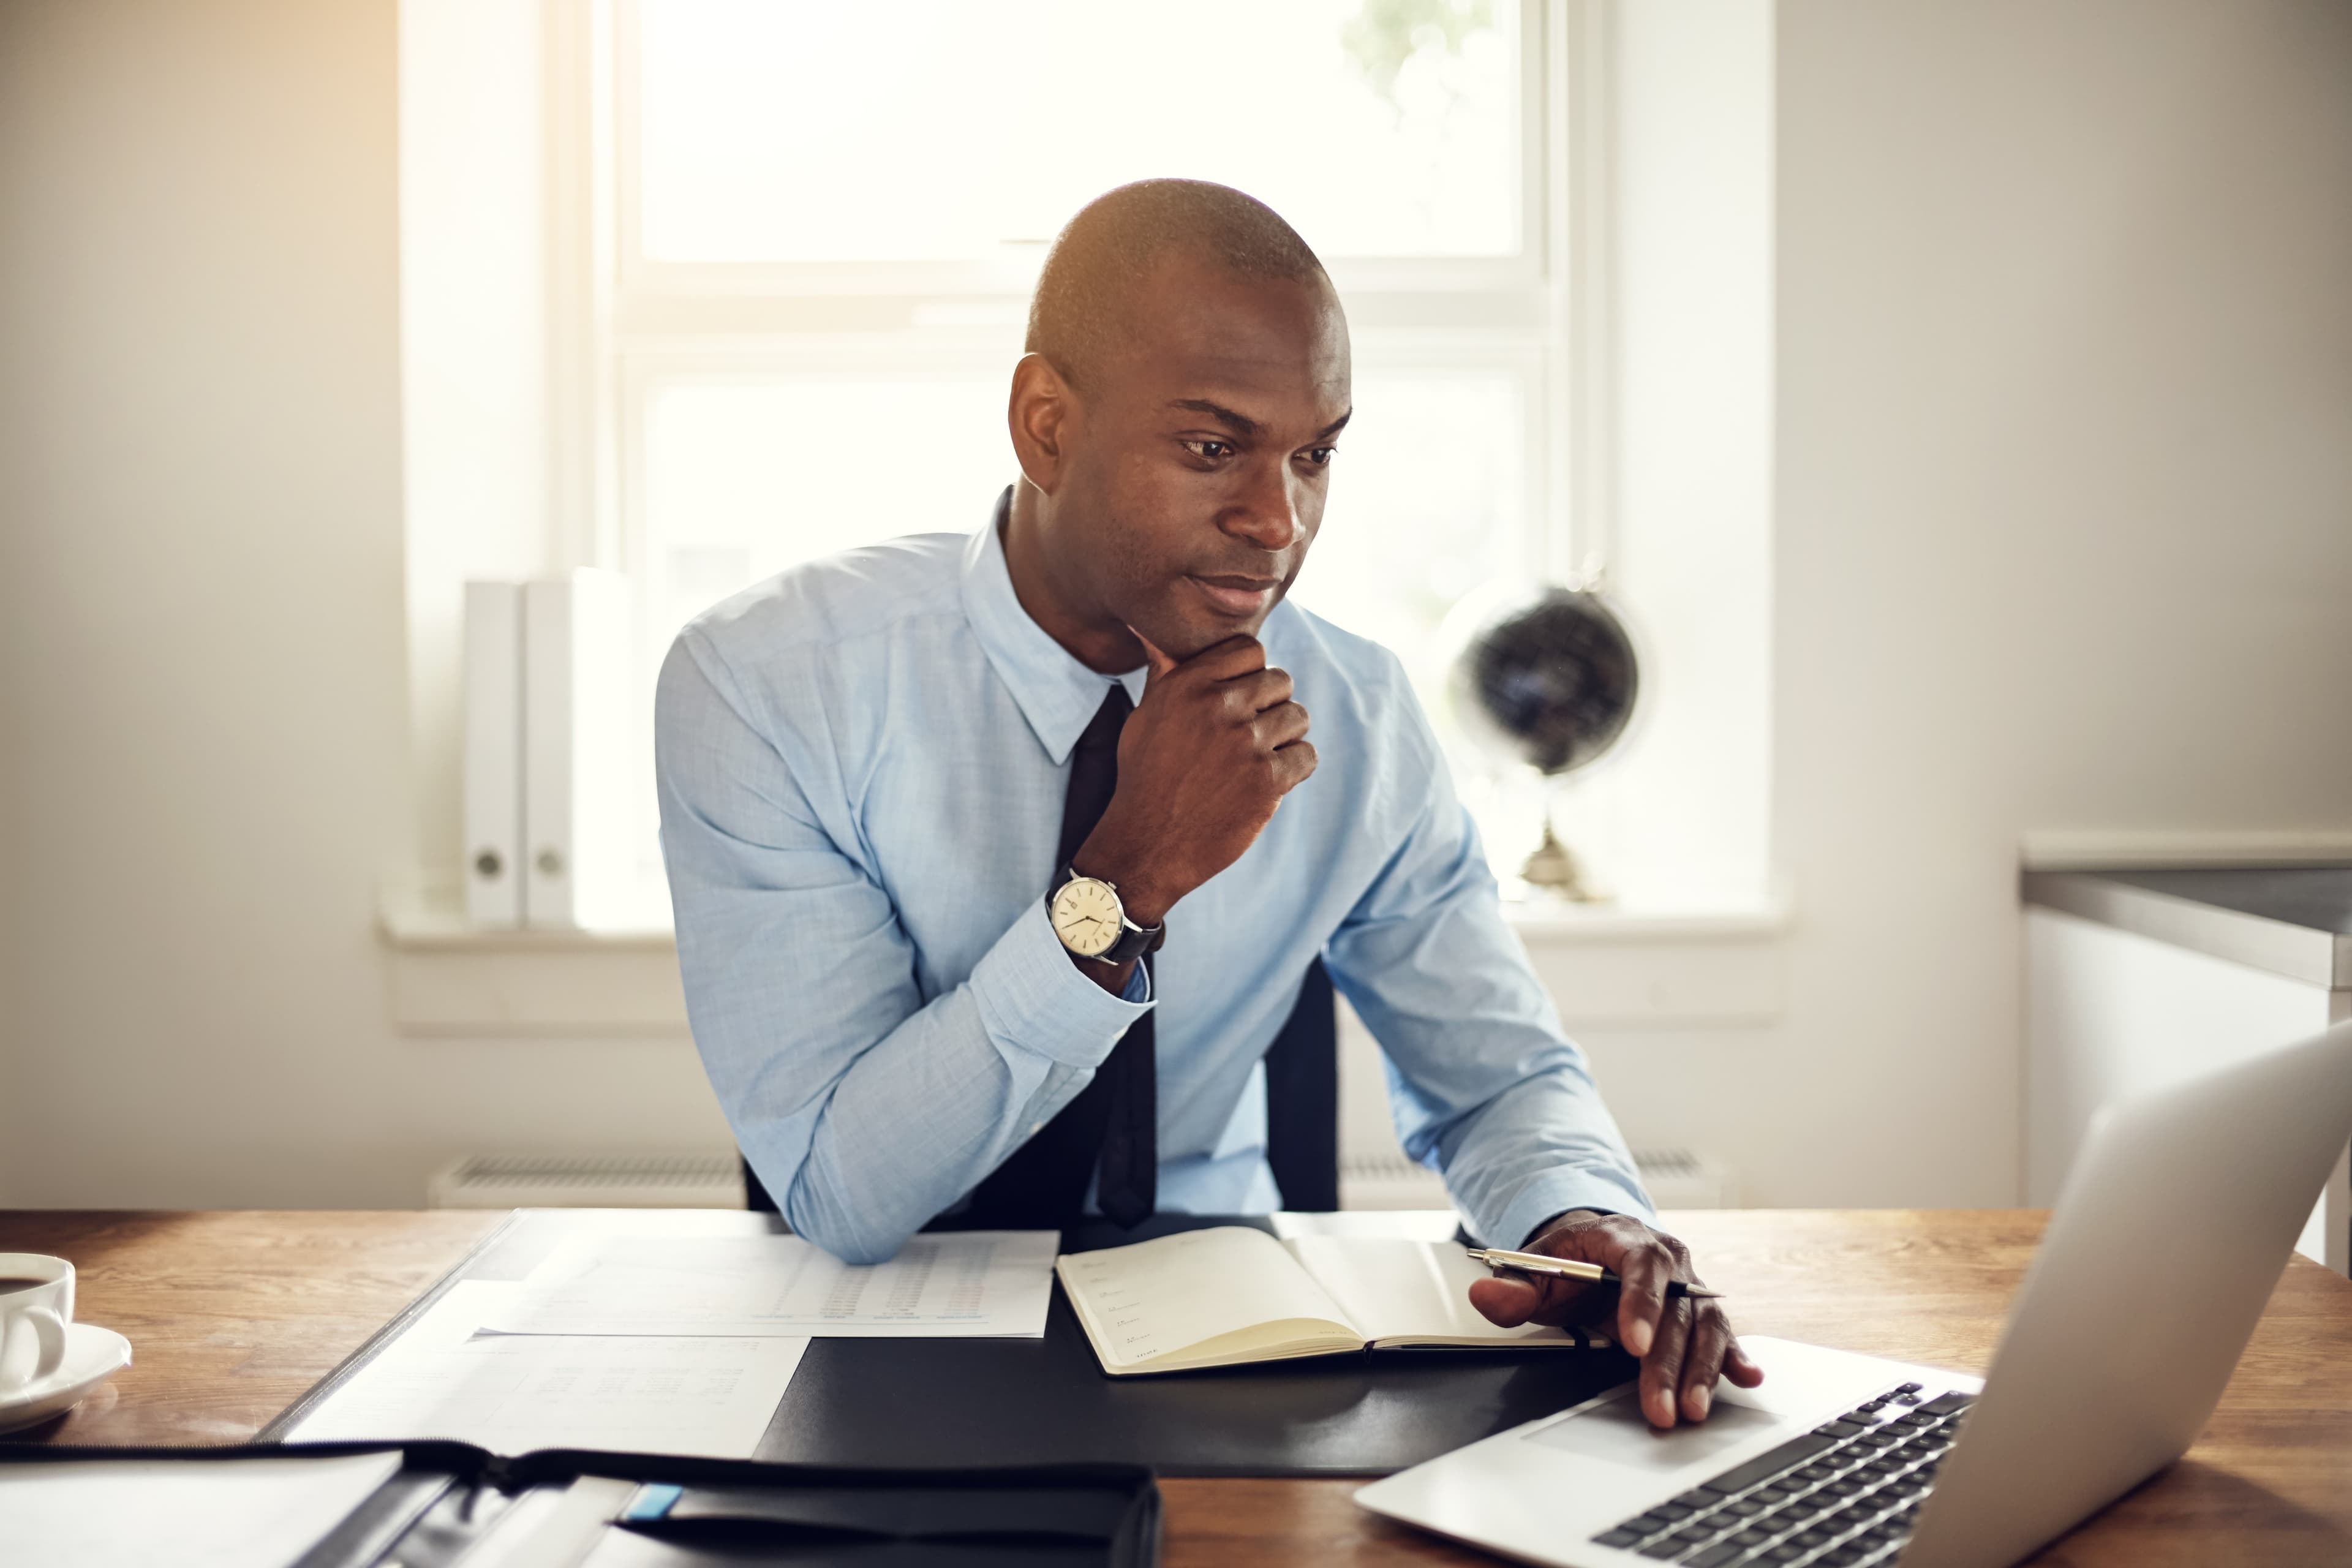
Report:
1008,352,1077,494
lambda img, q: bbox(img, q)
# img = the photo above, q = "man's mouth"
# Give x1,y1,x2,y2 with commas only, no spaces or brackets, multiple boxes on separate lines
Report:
1186,573,1282,617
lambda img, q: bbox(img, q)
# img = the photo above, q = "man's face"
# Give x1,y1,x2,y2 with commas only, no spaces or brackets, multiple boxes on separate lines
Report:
1047,254,1353,660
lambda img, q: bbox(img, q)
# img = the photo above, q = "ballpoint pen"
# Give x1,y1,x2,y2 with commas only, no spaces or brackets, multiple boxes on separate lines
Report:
1467,1248,1727,1300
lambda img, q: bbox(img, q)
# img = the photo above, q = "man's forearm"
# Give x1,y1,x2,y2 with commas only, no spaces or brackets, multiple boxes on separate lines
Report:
714,901,1152,1263
782,992,1087,1259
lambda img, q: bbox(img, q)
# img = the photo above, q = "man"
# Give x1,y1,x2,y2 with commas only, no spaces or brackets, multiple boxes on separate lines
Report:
656,179,1759,1428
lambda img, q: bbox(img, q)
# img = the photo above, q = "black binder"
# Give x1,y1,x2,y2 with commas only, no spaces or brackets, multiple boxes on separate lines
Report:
0,1441,1161,1567
270,1211,1638,1478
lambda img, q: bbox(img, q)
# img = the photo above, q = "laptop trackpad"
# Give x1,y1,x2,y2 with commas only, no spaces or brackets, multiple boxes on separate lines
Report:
1527,1389,1784,1476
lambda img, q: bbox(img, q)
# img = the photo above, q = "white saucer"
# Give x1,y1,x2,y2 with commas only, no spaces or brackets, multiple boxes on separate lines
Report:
0,1322,132,1434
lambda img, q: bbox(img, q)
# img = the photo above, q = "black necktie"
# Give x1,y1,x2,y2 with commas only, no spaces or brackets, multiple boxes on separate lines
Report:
954,685,1158,1231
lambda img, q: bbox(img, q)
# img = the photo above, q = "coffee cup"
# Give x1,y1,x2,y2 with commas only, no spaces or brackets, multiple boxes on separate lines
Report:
0,1254,74,1396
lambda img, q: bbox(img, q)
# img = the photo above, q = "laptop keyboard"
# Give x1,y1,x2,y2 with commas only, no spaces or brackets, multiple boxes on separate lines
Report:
1588,1383,1975,1565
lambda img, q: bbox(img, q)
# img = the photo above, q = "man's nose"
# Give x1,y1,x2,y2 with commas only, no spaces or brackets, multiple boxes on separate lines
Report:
1220,461,1303,553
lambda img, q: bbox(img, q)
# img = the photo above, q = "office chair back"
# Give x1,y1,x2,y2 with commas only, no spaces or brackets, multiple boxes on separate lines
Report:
742,956,1341,1216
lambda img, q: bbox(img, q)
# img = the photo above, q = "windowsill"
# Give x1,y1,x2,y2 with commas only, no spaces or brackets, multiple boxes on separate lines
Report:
379,895,679,952
375,881,1792,1035
1499,895,1790,943
377,885,1792,952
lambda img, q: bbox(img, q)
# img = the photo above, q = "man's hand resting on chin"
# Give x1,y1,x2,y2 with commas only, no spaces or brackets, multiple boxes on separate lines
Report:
1468,1209,1763,1429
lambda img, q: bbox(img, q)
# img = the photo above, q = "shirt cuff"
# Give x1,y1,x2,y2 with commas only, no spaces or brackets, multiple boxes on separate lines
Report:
968,899,1155,1070
1487,1167,1657,1253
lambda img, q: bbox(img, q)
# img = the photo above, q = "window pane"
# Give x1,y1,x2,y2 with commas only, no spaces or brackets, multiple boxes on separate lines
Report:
1289,369,1526,695
643,374,1015,649
638,0,1521,263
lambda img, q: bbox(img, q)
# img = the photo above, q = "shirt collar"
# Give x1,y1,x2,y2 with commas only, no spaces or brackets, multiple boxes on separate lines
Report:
961,487,1147,766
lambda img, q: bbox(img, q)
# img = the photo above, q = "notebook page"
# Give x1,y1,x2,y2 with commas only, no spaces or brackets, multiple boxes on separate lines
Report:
1285,1237,1577,1346
1057,1226,1360,1370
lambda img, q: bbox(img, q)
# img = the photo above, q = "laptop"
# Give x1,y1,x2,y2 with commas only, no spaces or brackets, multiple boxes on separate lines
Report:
1355,1020,2352,1568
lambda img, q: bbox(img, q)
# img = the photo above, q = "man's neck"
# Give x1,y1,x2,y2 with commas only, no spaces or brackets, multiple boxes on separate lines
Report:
1001,480,1143,676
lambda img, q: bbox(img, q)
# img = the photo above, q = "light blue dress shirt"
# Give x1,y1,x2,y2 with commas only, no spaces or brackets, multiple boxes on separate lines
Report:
655,495,1652,1264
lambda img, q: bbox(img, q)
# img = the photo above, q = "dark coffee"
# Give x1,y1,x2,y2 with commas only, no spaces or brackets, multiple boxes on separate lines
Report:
0,1277,54,1294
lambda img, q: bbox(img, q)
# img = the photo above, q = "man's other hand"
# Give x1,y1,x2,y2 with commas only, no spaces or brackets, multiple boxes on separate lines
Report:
1468,1210,1763,1429
1073,631,1316,925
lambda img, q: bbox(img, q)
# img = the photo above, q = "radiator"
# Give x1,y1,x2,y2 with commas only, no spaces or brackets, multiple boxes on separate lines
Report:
429,1151,747,1210
431,1148,1735,1211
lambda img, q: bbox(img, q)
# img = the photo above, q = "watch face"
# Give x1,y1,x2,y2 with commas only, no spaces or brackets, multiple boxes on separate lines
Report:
1051,876,1125,958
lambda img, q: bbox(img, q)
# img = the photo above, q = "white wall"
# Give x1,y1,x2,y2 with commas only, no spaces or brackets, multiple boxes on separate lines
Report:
400,0,554,889
1573,0,2352,1207
1589,0,1776,913
2,0,2348,1212
0,0,728,1208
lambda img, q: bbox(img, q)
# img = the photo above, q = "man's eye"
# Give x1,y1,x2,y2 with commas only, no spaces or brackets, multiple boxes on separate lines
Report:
1301,446,1337,467
1182,439,1234,461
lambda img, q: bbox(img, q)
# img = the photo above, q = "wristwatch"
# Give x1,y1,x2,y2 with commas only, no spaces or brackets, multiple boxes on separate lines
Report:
1047,866,1166,965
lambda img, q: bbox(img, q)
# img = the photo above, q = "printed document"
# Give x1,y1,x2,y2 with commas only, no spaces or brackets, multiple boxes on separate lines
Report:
0,1450,402,1568
481,1230,1056,1339
288,1282,806,1458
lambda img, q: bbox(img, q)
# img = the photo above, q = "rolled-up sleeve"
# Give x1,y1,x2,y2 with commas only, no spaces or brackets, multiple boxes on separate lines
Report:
656,631,1150,1263
1323,709,1651,1250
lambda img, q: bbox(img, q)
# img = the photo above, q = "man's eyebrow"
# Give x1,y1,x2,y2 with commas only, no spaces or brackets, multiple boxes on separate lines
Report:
1165,400,1356,443
1167,398,1264,437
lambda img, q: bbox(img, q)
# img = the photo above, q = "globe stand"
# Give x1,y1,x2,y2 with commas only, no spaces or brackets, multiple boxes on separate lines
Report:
1520,816,1607,904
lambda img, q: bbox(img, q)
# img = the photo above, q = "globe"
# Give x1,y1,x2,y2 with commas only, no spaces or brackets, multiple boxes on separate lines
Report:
1439,582,1642,902
1445,585,1640,778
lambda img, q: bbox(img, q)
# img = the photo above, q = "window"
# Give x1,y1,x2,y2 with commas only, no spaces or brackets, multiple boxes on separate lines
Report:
573,0,1577,895
519,0,1773,919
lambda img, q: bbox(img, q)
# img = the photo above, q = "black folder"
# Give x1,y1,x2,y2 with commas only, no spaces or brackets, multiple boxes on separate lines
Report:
0,1441,1161,1568
271,1212,1640,1478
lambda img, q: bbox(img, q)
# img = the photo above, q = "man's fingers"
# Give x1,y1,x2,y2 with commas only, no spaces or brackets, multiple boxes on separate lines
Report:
1221,666,1294,716
1679,1305,1735,1422
1273,739,1317,791
1612,1241,1676,1360
1514,1214,1673,1353
1641,1298,1694,1429
1467,1270,1600,1329
1256,700,1310,749
1175,635,1267,682
1504,1216,1756,1423
1466,1275,1541,1327
1243,666,1295,712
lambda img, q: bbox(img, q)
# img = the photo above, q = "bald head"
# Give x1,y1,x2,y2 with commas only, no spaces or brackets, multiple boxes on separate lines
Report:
1025,179,1330,392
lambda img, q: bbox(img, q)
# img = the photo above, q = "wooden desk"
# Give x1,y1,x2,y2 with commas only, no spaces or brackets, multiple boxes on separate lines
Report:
4,1209,2349,1565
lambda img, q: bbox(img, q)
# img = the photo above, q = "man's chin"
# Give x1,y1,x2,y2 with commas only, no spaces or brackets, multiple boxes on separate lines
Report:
1138,616,1269,663
1134,583,1281,660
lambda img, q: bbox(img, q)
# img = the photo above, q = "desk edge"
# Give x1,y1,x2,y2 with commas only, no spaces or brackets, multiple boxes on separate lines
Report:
254,1210,523,1442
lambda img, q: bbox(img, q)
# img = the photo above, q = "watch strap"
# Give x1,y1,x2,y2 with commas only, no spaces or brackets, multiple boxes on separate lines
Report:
1097,914,1164,965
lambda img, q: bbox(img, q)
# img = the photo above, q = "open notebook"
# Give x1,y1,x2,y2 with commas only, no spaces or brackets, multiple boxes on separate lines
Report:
1056,1227,1613,1376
